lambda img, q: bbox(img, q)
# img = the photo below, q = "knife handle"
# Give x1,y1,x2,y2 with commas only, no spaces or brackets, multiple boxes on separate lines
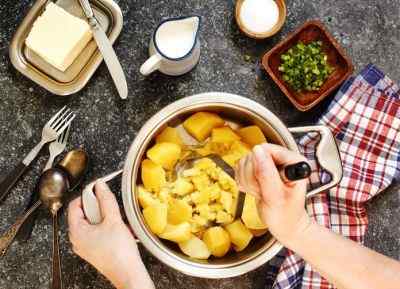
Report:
78,0,94,19
0,162,28,204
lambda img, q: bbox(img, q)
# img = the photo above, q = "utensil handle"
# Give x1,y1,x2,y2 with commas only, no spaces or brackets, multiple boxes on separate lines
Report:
16,188,41,242
0,200,42,257
0,140,46,204
52,213,63,289
78,0,94,18
279,161,311,183
0,162,28,204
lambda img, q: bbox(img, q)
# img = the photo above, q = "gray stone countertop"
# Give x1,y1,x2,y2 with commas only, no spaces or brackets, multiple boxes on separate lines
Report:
0,0,399,288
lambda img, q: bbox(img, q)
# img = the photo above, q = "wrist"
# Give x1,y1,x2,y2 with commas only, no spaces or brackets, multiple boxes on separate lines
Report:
112,254,154,289
280,213,314,250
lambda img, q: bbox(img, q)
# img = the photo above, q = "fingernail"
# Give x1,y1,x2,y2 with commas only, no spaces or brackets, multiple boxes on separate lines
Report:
94,180,109,193
253,145,264,159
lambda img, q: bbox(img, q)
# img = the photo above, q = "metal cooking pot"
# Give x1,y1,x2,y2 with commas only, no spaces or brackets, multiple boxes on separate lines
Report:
88,92,343,278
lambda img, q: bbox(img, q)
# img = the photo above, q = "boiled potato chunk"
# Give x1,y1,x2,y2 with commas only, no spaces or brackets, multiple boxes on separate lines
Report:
242,194,268,230
172,178,194,196
179,235,211,259
168,199,192,224
225,220,253,252
211,126,241,144
222,141,251,167
219,191,233,213
147,142,181,170
249,228,268,237
156,127,183,146
203,226,231,257
183,112,224,142
143,203,168,235
159,222,192,243
216,210,233,224
237,126,267,148
141,159,166,193
137,185,159,208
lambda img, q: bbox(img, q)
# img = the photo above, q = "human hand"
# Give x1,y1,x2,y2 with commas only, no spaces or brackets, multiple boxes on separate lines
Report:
236,144,311,246
68,181,153,289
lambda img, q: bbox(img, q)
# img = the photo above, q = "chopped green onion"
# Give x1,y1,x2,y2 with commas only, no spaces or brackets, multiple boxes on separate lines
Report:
278,41,334,92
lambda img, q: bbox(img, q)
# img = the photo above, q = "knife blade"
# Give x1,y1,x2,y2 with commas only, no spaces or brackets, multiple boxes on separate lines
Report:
78,0,128,99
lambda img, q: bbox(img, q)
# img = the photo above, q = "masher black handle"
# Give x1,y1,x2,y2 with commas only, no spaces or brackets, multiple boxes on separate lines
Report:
280,161,311,182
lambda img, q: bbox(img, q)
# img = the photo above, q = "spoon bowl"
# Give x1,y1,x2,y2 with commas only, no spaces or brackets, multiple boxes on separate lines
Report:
39,168,69,214
38,167,70,289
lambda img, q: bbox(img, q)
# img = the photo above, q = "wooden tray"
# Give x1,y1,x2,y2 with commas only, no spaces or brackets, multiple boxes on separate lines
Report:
9,0,123,96
262,20,354,111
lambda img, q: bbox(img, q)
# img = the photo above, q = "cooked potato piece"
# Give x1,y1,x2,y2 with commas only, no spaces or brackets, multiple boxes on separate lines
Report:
219,190,233,213
158,187,172,203
159,222,192,243
237,126,267,148
172,178,194,196
222,140,251,167
216,210,233,224
183,112,225,142
249,228,268,237
137,185,159,208
191,190,210,204
143,203,168,235
179,235,211,259
191,173,210,192
211,126,241,144
168,199,192,224
225,220,253,252
196,203,216,221
242,194,268,230
147,142,181,170
156,127,183,146
141,159,166,193
203,226,231,257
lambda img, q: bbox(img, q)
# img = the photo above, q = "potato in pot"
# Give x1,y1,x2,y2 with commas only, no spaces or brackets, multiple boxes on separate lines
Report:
138,111,271,260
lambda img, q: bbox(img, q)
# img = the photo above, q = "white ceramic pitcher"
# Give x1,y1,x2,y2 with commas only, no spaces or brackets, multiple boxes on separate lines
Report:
140,16,201,76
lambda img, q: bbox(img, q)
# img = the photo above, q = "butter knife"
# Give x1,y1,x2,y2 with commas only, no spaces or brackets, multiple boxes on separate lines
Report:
78,0,128,99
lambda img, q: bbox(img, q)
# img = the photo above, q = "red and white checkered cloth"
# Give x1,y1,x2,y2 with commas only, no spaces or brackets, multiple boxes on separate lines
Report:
266,64,400,289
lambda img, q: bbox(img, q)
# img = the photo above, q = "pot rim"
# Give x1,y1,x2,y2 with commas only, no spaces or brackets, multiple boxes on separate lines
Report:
121,92,299,278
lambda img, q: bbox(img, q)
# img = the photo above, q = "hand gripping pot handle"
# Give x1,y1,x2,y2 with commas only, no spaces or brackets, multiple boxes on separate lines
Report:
289,125,343,198
81,170,140,243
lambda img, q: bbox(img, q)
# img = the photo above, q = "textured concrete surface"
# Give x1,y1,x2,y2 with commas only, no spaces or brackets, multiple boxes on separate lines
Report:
0,0,399,288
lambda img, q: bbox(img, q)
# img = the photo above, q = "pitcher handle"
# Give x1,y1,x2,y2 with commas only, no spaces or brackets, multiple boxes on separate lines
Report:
140,54,162,76
289,126,343,198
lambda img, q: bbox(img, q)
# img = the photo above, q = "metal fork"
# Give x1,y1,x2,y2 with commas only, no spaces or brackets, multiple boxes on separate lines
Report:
16,125,71,242
0,106,76,204
44,125,70,171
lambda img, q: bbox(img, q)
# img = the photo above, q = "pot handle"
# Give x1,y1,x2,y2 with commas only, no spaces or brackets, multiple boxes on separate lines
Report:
81,170,140,243
288,126,343,198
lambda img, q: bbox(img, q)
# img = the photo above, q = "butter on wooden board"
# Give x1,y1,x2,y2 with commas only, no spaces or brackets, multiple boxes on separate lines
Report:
25,2,93,72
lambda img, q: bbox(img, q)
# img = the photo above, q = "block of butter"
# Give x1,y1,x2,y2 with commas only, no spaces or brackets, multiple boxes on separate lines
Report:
25,2,93,72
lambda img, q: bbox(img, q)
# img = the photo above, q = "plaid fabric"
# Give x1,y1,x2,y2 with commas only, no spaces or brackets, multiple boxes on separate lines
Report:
266,64,400,289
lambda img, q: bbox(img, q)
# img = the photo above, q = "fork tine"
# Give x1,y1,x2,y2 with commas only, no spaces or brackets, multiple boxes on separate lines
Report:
61,125,70,144
54,111,74,131
48,106,67,127
51,108,72,129
55,113,76,135
56,124,68,142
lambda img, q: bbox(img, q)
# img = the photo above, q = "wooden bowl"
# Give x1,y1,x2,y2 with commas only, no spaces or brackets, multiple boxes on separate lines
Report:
262,20,354,111
235,0,287,39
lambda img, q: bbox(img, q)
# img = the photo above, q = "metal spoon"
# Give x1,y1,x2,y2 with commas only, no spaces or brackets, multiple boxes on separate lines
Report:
0,149,88,257
39,168,70,289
